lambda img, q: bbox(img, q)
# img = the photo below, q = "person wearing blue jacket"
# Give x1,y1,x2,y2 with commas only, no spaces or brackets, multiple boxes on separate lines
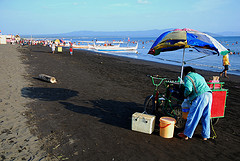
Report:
178,66,212,140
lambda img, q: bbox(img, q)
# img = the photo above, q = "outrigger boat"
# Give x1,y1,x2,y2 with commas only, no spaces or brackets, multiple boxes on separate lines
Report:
93,41,138,52
72,41,95,49
58,40,138,52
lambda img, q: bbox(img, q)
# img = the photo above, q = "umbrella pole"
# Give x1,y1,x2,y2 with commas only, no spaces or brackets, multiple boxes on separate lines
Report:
180,48,186,80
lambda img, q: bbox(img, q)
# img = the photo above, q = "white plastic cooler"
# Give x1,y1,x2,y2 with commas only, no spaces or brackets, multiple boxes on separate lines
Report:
131,112,156,134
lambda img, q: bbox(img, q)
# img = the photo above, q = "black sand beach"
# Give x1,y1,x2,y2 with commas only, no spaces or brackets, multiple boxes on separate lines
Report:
17,45,240,160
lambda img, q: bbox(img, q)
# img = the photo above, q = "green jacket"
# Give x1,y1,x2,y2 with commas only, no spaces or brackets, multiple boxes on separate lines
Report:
184,72,211,101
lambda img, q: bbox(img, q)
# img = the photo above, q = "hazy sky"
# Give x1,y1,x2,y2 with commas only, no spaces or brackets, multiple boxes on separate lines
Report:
0,0,239,35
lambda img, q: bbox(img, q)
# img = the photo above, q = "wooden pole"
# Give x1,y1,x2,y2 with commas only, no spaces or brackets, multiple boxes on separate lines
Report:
180,47,186,80
38,74,57,83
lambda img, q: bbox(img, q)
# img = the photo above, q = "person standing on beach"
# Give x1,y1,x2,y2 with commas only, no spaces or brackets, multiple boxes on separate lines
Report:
69,44,73,55
220,51,231,78
178,66,212,141
52,42,56,54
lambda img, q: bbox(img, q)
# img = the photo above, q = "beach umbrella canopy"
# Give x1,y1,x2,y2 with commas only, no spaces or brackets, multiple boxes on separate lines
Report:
54,39,64,43
53,39,60,43
148,28,229,79
148,28,228,56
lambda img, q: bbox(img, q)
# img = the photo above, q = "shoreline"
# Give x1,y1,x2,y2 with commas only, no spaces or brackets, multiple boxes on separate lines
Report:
89,49,240,82
92,50,240,76
20,35,240,76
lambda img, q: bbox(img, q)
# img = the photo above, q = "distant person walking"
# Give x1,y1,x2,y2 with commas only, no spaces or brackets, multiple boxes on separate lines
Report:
52,42,56,54
220,51,231,78
69,44,73,55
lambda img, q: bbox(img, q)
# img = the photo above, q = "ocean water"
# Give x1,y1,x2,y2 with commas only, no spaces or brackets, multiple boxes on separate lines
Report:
63,36,240,76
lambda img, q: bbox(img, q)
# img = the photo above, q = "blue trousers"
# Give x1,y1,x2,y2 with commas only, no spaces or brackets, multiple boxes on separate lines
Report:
184,92,212,138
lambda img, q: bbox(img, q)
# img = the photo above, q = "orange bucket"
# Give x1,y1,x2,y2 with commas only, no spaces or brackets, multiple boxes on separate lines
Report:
159,117,176,138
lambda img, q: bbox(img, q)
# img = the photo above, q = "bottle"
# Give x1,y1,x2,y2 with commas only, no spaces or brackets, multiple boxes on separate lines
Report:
181,99,190,119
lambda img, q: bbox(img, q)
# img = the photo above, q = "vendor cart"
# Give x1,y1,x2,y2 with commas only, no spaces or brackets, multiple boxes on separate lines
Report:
165,80,229,124
207,81,228,124
144,75,228,134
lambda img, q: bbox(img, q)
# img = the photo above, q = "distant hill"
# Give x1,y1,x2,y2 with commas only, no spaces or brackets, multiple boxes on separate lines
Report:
216,31,240,36
23,29,240,38
23,29,173,38
203,32,222,37
61,29,173,37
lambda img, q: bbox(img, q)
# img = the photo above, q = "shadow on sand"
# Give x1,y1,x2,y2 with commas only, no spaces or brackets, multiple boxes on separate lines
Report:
60,99,143,129
21,87,79,101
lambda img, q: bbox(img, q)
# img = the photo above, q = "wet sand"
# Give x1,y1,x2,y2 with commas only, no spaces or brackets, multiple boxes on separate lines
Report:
1,44,240,160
